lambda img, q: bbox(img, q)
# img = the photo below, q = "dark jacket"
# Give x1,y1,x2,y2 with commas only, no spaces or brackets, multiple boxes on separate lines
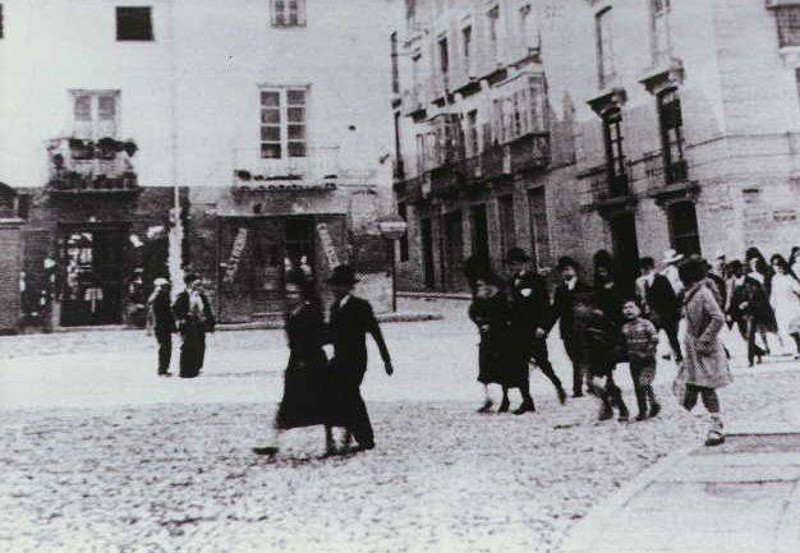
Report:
152,290,176,333
549,279,594,338
508,270,551,334
728,276,776,330
285,301,327,372
172,291,216,333
328,295,390,384
470,291,526,387
595,282,623,327
646,273,681,326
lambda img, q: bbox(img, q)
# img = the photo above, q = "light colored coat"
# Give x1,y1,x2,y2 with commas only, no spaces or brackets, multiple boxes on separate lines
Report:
682,281,732,389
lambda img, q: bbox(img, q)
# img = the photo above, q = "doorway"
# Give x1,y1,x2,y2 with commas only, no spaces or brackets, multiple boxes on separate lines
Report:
60,225,127,326
444,210,464,291
421,218,435,289
471,203,490,266
609,212,640,296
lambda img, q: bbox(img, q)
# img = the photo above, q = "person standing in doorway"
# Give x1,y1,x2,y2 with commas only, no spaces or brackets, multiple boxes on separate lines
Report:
147,277,175,377
326,265,393,452
173,274,215,379
506,247,566,406
548,256,594,398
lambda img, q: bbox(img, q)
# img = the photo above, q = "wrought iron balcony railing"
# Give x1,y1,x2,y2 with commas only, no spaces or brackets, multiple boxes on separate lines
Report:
45,137,139,193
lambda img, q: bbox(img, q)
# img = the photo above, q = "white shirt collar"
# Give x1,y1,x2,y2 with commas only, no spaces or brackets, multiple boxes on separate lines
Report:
565,278,577,291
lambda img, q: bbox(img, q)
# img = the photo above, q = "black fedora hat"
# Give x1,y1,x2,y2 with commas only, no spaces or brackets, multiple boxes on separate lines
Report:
556,256,580,271
327,264,360,286
506,247,531,263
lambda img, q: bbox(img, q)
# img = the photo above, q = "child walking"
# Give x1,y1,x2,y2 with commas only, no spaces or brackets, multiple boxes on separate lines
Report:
573,290,629,422
678,257,733,447
621,299,661,421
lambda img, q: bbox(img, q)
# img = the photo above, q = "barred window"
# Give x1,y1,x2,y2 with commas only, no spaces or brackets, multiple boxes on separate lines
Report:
776,6,800,48
271,0,306,27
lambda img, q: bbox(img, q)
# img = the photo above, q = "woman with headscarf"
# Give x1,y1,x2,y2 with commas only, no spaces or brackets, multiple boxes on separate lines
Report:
253,270,336,457
172,274,215,378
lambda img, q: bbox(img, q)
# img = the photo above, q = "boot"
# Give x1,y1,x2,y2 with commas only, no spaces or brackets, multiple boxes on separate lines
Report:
513,399,536,415
497,396,510,413
556,386,567,405
477,398,494,414
598,400,613,421
704,415,725,447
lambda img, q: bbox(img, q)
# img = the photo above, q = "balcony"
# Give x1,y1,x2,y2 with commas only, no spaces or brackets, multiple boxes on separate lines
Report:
509,132,551,173
480,144,512,182
584,164,635,218
233,146,342,182
46,137,139,194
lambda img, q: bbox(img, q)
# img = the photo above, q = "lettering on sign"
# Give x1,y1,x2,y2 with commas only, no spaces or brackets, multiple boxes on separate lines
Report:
223,227,249,285
316,223,340,270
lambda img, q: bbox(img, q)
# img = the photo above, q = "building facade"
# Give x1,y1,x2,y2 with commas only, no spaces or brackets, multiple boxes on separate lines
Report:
0,0,398,330
391,0,800,294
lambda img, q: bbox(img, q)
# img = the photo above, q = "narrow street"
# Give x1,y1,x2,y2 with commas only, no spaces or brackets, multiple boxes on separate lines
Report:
2,298,800,553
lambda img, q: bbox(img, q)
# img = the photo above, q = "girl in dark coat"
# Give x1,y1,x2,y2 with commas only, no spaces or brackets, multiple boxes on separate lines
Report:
254,270,335,457
172,274,215,378
728,260,773,366
469,274,532,414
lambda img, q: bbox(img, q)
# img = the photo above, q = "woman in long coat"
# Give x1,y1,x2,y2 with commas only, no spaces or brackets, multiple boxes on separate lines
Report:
172,274,215,378
678,257,732,447
254,270,335,456
469,274,530,414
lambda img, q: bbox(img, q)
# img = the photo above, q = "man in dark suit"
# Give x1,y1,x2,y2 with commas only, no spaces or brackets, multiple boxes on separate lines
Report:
506,248,566,410
548,256,594,397
645,258,684,364
149,277,175,377
327,264,393,452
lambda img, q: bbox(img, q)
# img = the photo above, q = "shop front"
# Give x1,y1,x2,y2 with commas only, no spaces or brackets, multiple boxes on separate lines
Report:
216,213,347,323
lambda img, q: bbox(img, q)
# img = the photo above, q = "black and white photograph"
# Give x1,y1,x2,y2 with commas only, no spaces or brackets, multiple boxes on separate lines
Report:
1,1,800,552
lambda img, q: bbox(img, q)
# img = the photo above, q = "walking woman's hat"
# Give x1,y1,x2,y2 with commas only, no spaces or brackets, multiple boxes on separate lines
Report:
662,249,684,265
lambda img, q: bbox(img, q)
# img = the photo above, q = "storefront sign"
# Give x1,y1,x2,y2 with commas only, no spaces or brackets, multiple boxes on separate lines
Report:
316,223,340,269
223,227,249,285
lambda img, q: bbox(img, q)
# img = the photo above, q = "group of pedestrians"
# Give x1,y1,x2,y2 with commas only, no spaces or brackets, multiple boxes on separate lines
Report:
467,247,733,447
146,273,215,379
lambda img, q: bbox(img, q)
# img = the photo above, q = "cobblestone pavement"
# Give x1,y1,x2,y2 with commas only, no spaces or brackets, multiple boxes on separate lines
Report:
2,298,800,553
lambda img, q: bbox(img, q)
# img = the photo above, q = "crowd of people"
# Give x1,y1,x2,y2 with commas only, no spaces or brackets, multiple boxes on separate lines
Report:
464,244,800,448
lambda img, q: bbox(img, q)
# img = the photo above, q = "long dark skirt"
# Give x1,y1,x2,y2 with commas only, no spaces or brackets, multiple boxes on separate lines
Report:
478,334,527,388
275,351,330,430
179,323,206,378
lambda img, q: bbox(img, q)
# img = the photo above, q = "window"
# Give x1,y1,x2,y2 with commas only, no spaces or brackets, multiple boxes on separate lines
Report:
438,37,449,79
668,202,701,256
596,8,615,88
488,5,500,62
391,32,400,94
527,187,551,269
776,6,800,47
116,7,153,41
462,25,473,75
398,203,409,262
519,4,532,53
467,110,479,157
651,0,672,64
271,0,306,27
657,88,686,183
411,53,422,103
71,91,120,139
602,108,626,193
0,4,4,39
498,195,516,258
259,87,307,159
491,75,547,144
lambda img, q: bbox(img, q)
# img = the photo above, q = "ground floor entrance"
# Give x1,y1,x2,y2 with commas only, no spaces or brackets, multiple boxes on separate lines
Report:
59,224,128,327
216,214,346,323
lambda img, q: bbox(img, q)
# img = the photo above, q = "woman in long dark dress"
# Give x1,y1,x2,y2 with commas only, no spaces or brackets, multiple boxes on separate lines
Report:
172,274,215,378
253,271,335,456
469,274,530,414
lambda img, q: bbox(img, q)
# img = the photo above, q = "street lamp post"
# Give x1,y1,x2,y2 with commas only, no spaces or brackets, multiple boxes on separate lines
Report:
378,215,408,313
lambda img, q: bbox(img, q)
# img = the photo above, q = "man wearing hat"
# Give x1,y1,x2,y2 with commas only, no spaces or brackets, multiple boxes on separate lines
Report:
649,249,685,363
147,277,175,376
506,248,566,409
548,256,594,397
326,264,393,452
172,273,216,378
